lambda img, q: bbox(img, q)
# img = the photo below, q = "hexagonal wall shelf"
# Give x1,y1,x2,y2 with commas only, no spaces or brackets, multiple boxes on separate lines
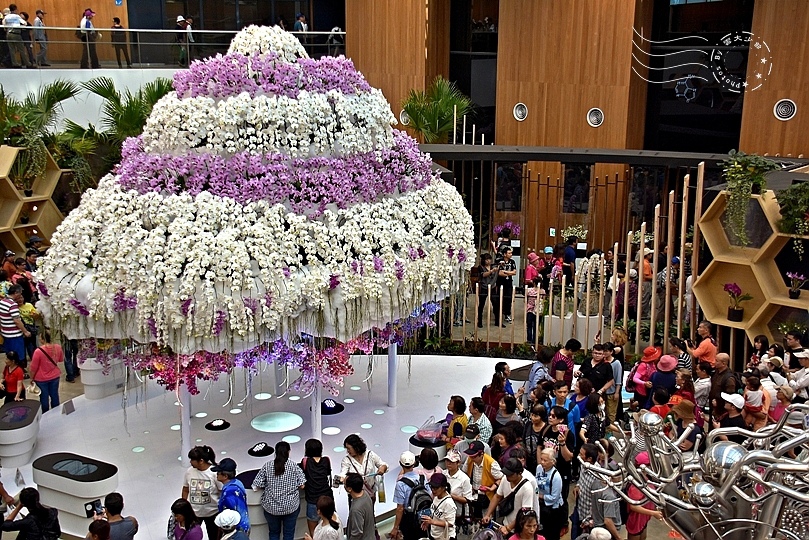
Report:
0,145,65,255
693,260,768,340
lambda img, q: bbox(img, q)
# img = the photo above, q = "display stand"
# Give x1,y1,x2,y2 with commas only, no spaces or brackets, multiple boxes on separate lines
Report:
0,399,41,468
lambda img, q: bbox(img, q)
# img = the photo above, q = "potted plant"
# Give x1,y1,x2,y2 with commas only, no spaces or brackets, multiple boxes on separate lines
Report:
724,282,752,322
561,224,588,240
401,76,473,143
19,209,29,224
9,149,35,196
721,150,778,246
787,272,808,299
776,181,809,260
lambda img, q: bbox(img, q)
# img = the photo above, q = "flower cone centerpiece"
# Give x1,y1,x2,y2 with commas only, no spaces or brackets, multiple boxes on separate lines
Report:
37,26,475,395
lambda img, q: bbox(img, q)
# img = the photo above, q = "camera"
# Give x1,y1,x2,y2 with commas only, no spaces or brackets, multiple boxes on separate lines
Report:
331,475,344,488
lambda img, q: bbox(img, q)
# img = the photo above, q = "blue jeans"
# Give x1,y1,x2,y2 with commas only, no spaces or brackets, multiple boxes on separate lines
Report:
3,336,25,363
264,507,299,540
63,339,78,379
35,377,60,412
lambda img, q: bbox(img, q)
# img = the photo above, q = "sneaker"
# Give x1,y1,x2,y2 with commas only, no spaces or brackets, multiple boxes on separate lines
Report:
477,323,483,328
453,321,462,327
505,316,513,322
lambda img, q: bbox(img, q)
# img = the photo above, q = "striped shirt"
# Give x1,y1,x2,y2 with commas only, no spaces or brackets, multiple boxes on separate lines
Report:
0,298,22,338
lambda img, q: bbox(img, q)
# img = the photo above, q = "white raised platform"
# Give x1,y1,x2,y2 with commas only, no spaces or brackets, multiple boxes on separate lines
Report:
10,355,527,540
0,400,41,468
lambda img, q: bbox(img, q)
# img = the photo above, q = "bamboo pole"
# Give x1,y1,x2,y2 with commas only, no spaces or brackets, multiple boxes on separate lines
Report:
572,263,581,346
510,291,516,352
610,241,619,338
462,283,468,346
453,105,457,144
498,285,504,349
462,115,467,145
535,292,541,350
439,298,443,339
561,275,567,344
474,283,480,343
486,284,491,351
690,163,706,340
623,231,632,348
597,256,606,341
472,124,476,145
548,281,555,345
635,222,646,348
650,207,661,346
677,175,690,337
664,191,676,342
585,256,593,350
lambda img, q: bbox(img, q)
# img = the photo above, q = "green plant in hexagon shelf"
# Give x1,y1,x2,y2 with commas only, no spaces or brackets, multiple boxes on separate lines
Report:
775,181,809,260
722,150,778,247
724,282,752,322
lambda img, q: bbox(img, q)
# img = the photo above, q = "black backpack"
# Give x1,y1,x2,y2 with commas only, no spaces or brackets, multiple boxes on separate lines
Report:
399,475,432,527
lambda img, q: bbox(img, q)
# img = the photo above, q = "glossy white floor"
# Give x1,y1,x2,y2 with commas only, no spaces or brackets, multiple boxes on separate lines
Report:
20,355,530,540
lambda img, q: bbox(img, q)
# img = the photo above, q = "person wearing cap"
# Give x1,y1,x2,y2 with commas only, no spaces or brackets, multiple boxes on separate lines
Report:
463,440,502,519
175,15,189,65
215,509,248,540
3,251,17,283
102,492,138,540
391,451,431,540
686,320,717,366
712,392,747,444
79,8,100,69
212,458,250,534
422,473,456,540
32,9,48,66
668,399,701,454
644,354,678,409
789,349,809,399
454,424,491,465
443,450,472,519
631,346,660,408
482,458,533,535
524,251,540,286
770,384,793,423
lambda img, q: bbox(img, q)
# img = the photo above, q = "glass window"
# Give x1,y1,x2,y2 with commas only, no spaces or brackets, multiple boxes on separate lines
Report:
562,165,590,214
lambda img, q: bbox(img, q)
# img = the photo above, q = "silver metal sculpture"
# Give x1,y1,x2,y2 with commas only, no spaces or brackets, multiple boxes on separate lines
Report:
584,404,809,540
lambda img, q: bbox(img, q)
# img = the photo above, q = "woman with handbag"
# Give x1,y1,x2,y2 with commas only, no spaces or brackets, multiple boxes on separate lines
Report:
338,434,388,506
0,351,26,403
29,330,63,412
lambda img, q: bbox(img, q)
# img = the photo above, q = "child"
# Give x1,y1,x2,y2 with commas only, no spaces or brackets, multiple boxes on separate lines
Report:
648,388,671,419
742,376,764,426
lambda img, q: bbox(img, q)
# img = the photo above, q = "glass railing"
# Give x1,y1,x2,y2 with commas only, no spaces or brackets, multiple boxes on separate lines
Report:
0,27,346,69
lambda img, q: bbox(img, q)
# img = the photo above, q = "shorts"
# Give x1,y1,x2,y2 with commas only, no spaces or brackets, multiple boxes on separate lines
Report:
744,404,763,413
306,502,318,522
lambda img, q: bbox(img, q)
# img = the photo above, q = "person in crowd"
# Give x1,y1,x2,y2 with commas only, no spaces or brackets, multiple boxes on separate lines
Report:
625,453,662,540
686,321,717,366
572,377,593,422
212,458,250,535
522,404,547,473
669,337,692,372
747,334,770,370
175,15,190,66
3,4,31,68
182,446,221,540
0,285,32,361
536,448,564,540
299,439,332,536
645,354,678,409
482,372,507,422
477,253,499,327
671,369,696,406
338,434,387,506
576,344,614,397
345,474,374,540
497,247,517,324
63,337,79,383
482,458,533,536
711,393,748,444
89,518,111,540
2,251,16,281
709,353,740,417
1,351,26,402
171,499,203,540
770,385,793,423
19,293,40,361
602,341,622,423
494,395,520,430
33,9,47,65
789,350,809,399
766,355,788,385
490,427,521,466
454,424,491,464
79,8,100,69
631,346,659,408
614,269,638,318
491,227,513,260
29,329,63,412
668,399,701,455
103,492,138,540
303,496,340,540
442,450,472,521
537,246,557,291
524,252,540,288
590,475,622,540
494,361,516,395
468,397,494,442
415,447,443,479
648,388,671,419
742,375,764,426
693,361,713,411
563,236,578,276
528,347,556,394
2,487,60,539
215,509,248,540
507,508,544,540
422,472,455,540
252,441,306,540
19,12,35,66
572,443,600,539
554,339,581,388
111,17,132,68
391,451,430,540
580,393,608,444
525,278,539,344
443,395,468,447
541,406,575,500
463,440,503,519
545,380,581,441
784,331,806,372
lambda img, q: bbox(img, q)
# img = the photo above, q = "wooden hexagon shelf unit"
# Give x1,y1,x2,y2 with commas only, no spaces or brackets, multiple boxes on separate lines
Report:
699,191,783,264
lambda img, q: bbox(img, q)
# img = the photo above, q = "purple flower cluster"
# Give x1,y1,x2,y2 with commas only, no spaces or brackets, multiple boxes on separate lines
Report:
243,297,259,314
212,310,228,335
394,260,405,281
180,298,193,316
116,131,432,214
329,274,340,289
37,281,49,298
146,317,158,337
113,288,138,312
69,298,90,316
373,256,384,272
173,52,372,100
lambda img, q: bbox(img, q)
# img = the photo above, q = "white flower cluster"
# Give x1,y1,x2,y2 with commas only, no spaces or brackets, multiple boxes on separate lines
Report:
38,175,475,353
228,24,308,62
140,89,396,158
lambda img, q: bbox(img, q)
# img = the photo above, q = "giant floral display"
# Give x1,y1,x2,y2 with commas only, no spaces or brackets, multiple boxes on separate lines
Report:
38,26,474,394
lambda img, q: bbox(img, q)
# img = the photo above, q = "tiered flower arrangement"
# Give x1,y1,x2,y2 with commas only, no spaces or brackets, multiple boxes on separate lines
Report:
37,26,475,395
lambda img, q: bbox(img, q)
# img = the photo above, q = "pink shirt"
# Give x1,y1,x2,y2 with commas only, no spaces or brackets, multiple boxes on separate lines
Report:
30,344,64,382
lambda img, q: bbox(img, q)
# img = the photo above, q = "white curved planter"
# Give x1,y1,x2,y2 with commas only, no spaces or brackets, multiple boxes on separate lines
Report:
80,356,132,400
0,400,41,468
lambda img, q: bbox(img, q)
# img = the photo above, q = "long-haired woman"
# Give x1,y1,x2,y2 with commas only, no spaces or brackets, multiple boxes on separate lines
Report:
252,441,307,540
2,487,61,539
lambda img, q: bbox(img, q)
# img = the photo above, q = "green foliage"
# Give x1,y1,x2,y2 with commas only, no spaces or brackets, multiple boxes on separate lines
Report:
776,181,809,260
43,131,97,193
401,76,472,143
613,319,690,345
722,150,778,246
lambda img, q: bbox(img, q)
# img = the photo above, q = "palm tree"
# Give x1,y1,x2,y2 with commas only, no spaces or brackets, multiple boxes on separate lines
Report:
66,76,173,169
401,76,473,144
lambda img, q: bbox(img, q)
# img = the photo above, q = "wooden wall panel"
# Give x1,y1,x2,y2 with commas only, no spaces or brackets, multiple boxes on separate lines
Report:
13,0,130,62
426,0,451,88
739,0,809,156
626,0,653,149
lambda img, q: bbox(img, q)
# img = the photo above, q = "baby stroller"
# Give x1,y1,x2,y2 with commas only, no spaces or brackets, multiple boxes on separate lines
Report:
462,521,505,540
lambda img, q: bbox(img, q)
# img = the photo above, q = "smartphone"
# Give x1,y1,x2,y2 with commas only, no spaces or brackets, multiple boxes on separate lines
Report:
85,499,103,518
558,425,567,435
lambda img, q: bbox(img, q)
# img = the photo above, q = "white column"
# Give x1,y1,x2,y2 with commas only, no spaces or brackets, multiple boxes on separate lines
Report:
311,376,322,439
180,386,192,466
388,343,398,407
275,362,287,396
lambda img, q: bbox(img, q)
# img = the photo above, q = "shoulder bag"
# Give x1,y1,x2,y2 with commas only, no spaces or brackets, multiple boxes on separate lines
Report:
497,478,528,517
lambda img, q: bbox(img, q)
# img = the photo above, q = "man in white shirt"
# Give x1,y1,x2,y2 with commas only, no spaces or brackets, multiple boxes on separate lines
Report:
443,451,473,519
33,9,48,65
4,4,31,68
482,458,534,536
